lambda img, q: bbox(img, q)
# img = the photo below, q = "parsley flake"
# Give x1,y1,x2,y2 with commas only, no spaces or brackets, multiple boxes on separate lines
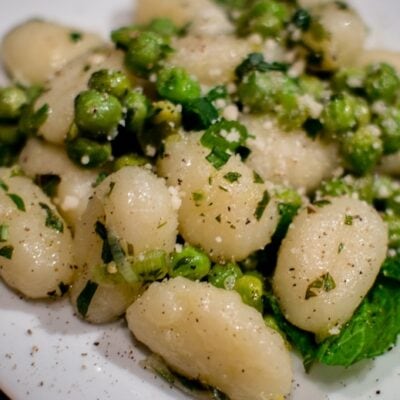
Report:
39,203,64,233
305,273,336,300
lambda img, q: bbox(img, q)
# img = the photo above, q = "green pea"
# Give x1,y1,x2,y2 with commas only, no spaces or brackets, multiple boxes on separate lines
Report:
169,246,211,281
111,25,141,49
125,31,171,78
238,70,296,113
234,274,264,312
321,93,357,135
372,174,398,202
332,67,366,92
375,106,400,154
298,75,327,100
122,90,150,134
66,137,112,168
341,125,383,175
275,91,309,130
113,153,149,171
146,18,179,39
236,0,289,38
365,63,400,103
74,90,123,139
208,262,243,290
157,67,201,104
0,86,28,120
133,250,169,282
383,213,400,248
88,69,131,99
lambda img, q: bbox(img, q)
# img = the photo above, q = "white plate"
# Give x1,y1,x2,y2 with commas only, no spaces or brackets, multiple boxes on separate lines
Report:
0,1,399,399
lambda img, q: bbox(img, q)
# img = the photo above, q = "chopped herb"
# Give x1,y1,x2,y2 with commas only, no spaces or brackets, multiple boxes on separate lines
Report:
69,31,83,42
206,85,228,102
8,193,25,211
58,281,69,296
0,179,9,191
253,171,264,184
18,103,49,136
235,53,288,81
39,202,64,233
292,9,312,31
182,97,219,131
192,191,204,206
92,172,109,188
254,190,270,221
0,224,9,242
201,120,249,169
107,181,116,196
215,214,222,223
34,174,61,197
338,242,344,254
76,280,98,317
157,221,167,229
218,185,228,192
0,245,13,260
223,172,241,183
314,199,331,208
95,221,113,264
344,215,353,226
305,273,336,300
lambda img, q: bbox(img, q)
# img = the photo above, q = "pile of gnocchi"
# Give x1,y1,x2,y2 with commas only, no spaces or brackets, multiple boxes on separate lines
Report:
0,0,399,399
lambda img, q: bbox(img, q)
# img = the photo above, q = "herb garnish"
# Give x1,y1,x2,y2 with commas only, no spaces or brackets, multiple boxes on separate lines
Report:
254,190,270,221
305,273,336,300
39,202,64,232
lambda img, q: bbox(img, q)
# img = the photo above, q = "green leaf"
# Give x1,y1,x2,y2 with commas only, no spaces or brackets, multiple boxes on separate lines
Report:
0,224,9,242
18,103,49,136
34,174,61,197
223,172,241,183
254,190,270,221
305,272,336,300
76,280,98,317
182,97,219,131
201,119,249,169
7,193,25,211
0,245,14,260
0,179,9,191
94,221,113,264
317,278,400,366
235,53,289,81
39,202,64,233
381,254,400,282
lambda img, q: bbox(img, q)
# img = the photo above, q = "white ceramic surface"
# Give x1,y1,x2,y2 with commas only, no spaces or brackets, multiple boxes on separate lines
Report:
0,1,399,399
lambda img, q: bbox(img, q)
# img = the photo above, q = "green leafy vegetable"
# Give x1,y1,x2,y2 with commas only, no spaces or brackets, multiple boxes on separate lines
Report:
0,224,9,242
39,202,64,233
317,278,400,366
76,280,98,317
223,172,241,183
34,174,61,197
182,98,219,131
94,221,113,264
381,255,400,282
235,53,288,80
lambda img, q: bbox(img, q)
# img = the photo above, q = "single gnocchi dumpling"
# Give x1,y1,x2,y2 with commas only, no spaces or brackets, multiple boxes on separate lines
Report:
19,138,99,229
0,168,74,299
302,2,366,71
70,166,178,323
35,47,127,144
127,277,292,400
2,19,103,85
158,132,279,261
273,196,388,338
242,115,340,193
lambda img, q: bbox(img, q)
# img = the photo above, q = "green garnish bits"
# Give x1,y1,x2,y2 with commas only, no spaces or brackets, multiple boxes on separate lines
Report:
236,0,289,38
122,90,150,134
88,69,131,99
125,31,171,78
133,250,169,282
375,106,400,154
364,63,400,103
341,125,383,175
74,90,123,140
0,86,28,120
169,246,211,281
156,67,201,104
